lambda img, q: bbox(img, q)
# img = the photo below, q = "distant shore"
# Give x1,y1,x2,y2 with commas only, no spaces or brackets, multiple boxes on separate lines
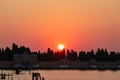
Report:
1,61,120,70
0,43,120,70
38,61,120,70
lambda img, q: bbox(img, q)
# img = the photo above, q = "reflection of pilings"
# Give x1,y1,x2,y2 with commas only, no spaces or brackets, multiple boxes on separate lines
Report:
32,73,41,80
1,74,5,80
8,73,9,80
15,69,22,74
11,74,13,80
0,72,13,80
7,73,13,80
42,77,45,80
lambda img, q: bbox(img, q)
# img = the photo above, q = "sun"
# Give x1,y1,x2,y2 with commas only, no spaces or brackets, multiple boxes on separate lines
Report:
58,44,65,50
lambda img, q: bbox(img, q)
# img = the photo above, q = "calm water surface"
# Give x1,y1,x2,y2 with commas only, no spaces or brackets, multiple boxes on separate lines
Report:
2,70,120,80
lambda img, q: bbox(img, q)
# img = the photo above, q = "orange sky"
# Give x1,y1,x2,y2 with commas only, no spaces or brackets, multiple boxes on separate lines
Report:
0,0,120,52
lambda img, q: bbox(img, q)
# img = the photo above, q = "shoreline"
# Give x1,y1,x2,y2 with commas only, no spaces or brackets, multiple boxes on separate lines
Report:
0,61,120,70
0,68,119,71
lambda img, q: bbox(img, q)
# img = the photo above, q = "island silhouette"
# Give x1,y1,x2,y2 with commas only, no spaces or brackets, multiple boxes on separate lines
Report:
0,43,120,70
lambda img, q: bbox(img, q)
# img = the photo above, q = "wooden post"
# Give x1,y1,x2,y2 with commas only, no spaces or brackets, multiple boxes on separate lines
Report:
32,73,41,80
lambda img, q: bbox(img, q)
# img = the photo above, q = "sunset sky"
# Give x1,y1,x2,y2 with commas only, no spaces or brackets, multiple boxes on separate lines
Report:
0,0,120,52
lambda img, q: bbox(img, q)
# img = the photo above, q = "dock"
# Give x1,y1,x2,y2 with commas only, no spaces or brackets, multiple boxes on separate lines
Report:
0,70,45,80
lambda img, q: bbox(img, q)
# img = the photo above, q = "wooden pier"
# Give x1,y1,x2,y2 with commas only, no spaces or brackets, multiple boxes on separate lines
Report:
0,70,13,80
0,70,45,80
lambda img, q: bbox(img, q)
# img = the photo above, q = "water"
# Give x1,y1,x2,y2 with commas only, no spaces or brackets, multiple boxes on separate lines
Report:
1,70,120,80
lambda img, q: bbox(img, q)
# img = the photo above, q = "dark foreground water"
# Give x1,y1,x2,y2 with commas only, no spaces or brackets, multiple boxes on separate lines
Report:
1,70,120,80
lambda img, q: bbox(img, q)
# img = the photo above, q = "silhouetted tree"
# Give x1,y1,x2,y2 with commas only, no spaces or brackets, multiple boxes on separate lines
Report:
46,48,55,61
54,51,60,61
109,51,117,61
1,48,4,53
67,49,77,61
26,47,31,54
0,49,1,53
17,46,26,54
79,51,87,61
59,49,66,59
5,47,11,54
12,43,18,54
95,48,109,61
86,50,95,61
0,47,13,61
67,49,71,60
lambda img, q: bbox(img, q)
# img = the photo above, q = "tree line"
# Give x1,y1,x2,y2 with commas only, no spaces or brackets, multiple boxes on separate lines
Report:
0,43,120,62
